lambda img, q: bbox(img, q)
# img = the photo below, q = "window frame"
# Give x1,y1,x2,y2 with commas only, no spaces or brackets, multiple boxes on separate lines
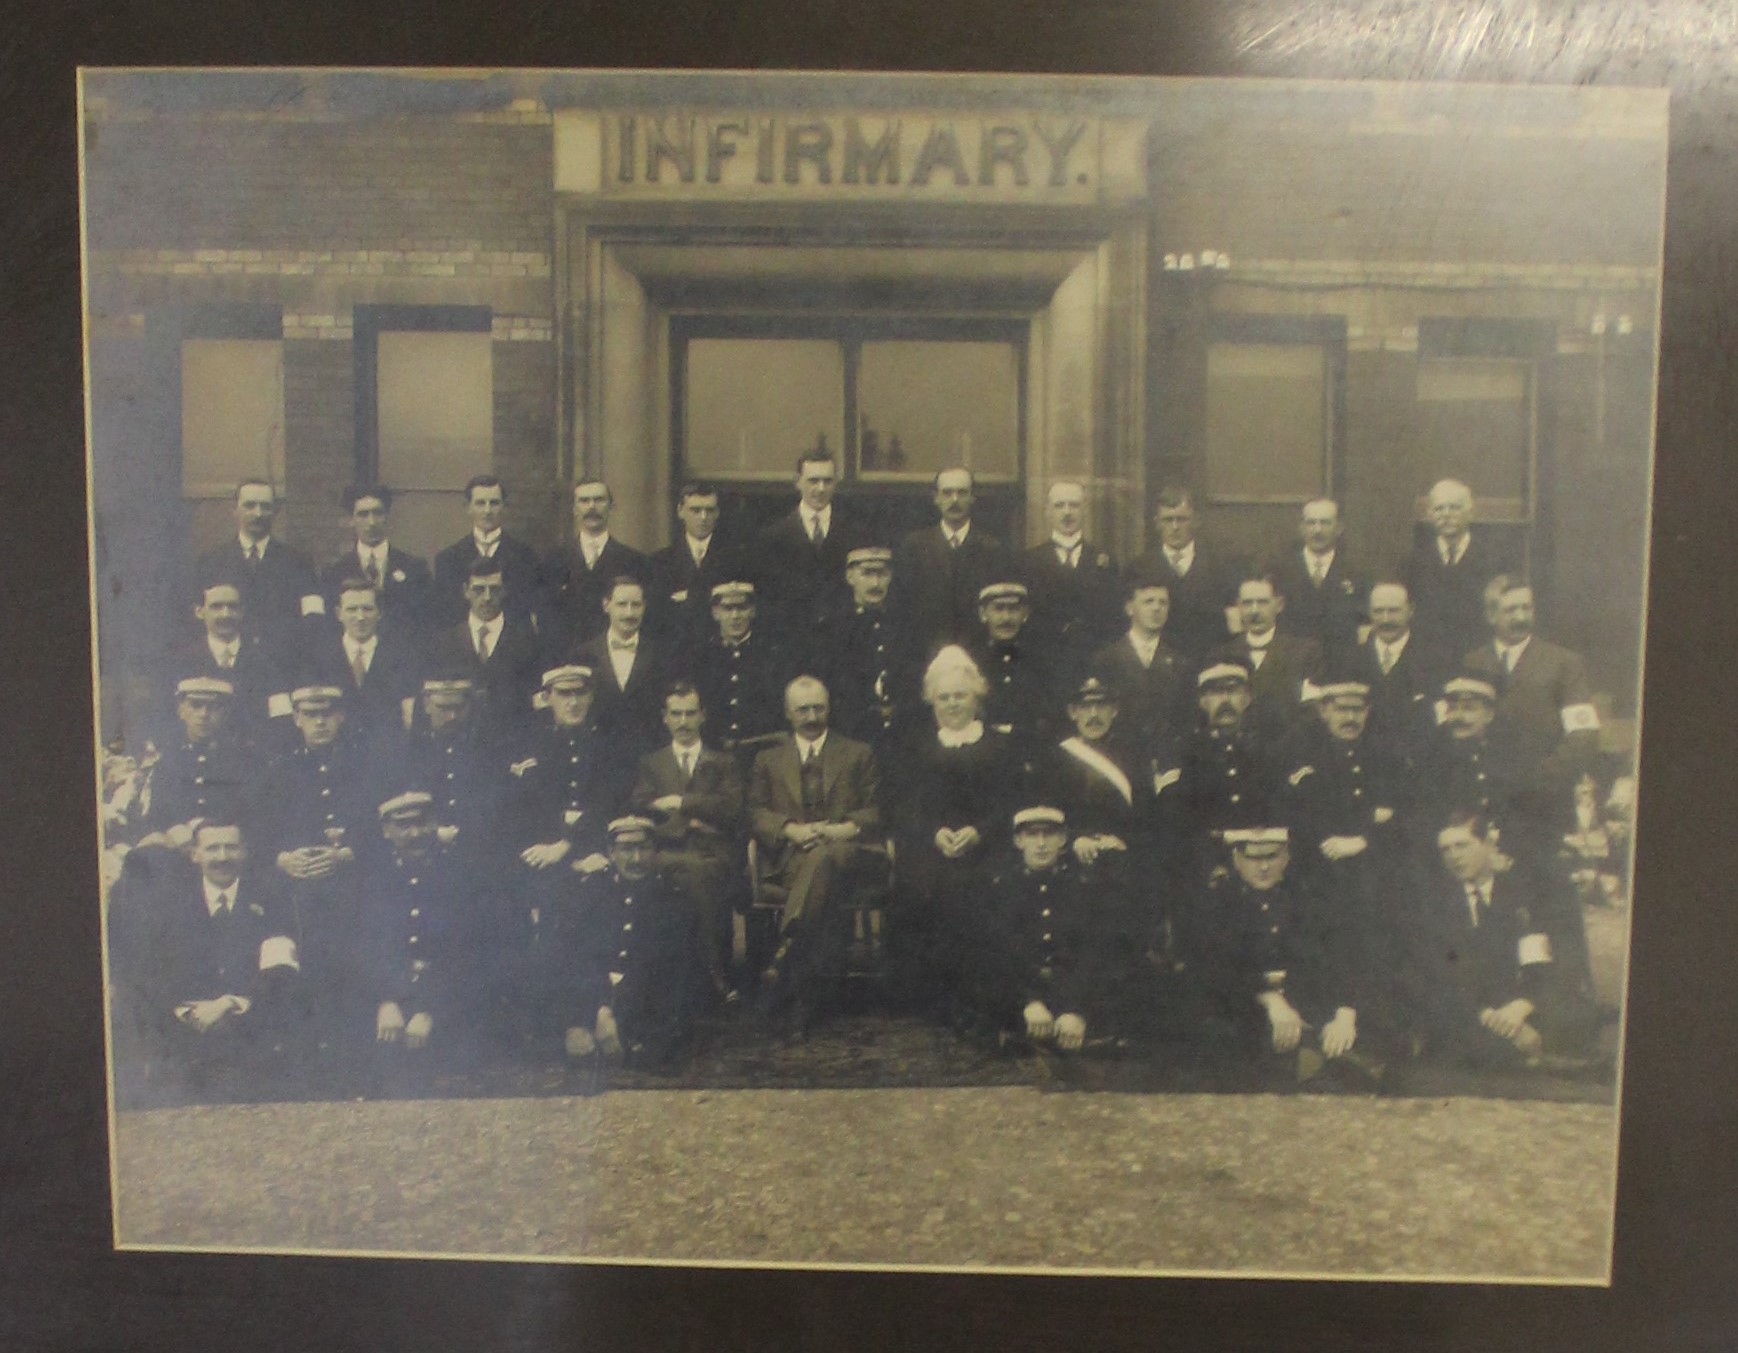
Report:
148,303,286,502
1200,311,1348,508
352,304,493,487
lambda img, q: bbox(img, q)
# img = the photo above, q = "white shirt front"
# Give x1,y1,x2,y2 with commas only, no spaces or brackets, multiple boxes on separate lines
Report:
1127,629,1160,669
1496,635,1533,674
1304,547,1336,581
238,534,271,560
800,505,832,543
472,528,502,558
943,521,972,549
207,635,241,670
795,731,829,763
580,531,610,570
1052,532,1083,566
607,631,639,688
1465,879,1492,927
672,742,700,780
686,534,710,568
203,879,237,917
1164,541,1196,576
1375,631,1411,673
343,634,378,678
357,543,388,577
1438,534,1469,566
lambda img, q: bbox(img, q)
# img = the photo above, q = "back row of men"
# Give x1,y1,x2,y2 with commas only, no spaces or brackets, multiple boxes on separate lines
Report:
164,458,1589,772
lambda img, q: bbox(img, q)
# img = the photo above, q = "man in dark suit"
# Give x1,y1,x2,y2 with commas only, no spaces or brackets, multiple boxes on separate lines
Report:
298,576,423,746
574,575,673,754
646,483,746,645
194,479,323,668
629,681,746,1002
543,479,651,653
1128,487,1242,662
1350,580,1439,757
1403,808,1599,1067
748,675,885,1032
1400,478,1517,673
1208,573,1322,747
427,556,545,735
1023,479,1122,658
431,474,545,630
106,819,302,1104
319,485,433,636
1090,570,1186,756
163,577,289,749
1268,498,1367,651
892,466,1009,658
753,450,864,648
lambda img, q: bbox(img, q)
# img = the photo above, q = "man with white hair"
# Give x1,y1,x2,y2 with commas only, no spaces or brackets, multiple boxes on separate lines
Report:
1401,478,1516,670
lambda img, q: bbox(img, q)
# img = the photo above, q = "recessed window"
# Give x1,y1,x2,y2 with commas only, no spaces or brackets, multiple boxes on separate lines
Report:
181,338,284,499
1204,340,1330,502
856,341,1019,482
1415,358,1532,520
684,338,846,477
377,330,493,490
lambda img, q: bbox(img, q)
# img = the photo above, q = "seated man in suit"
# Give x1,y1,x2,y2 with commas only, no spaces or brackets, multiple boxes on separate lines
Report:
1209,573,1322,748
428,556,545,736
647,483,744,645
629,682,746,1004
543,815,697,1074
892,466,1008,657
107,818,301,1105
1403,808,1600,1068
299,576,422,747
747,675,885,1035
194,479,324,668
1090,569,1186,759
1023,480,1122,658
543,479,651,653
431,474,544,630
574,575,671,755
1268,498,1367,651
319,484,432,636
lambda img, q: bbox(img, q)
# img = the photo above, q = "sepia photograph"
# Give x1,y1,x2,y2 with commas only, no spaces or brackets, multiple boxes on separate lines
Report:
80,66,1666,1280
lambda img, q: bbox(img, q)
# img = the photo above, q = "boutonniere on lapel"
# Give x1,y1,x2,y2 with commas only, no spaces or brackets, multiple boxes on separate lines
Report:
247,902,265,917
392,568,407,583
1338,578,1356,595
1095,552,1111,569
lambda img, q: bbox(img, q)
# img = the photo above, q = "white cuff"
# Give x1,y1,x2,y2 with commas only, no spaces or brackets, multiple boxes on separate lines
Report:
1561,703,1600,733
259,936,300,972
1517,933,1554,966
300,594,326,617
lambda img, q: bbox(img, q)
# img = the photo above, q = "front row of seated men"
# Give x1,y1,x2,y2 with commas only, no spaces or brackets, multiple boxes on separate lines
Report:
106,635,1604,1102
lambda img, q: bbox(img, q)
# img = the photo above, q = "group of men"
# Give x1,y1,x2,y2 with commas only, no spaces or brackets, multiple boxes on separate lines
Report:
100,456,1625,1102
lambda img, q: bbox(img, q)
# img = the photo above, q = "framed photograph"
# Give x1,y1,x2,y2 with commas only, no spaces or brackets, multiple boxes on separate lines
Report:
78,66,1666,1284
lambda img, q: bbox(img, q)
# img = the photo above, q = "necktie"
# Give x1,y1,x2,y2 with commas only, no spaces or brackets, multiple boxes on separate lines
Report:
365,554,381,586
245,544,260,568
948,532,961,551
1064,543,1079,568
349,645,368,687
1379,643,1395,675
1310,555,1326,585
809,515,825,547
476,626,492,661
1503,645,1518,674
680,749,695,783
218,646,236,672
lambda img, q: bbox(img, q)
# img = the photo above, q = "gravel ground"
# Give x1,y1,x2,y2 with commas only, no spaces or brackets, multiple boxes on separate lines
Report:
113,1089,1616,1280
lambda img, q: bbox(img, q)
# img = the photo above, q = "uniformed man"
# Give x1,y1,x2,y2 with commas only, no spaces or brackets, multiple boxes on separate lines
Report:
543,815,696,1072
1043,676,1156,880
1177,827,1376,1082
362,791,488,1069
401,676,502,858
1411,671,1531,863
821,545,919,750
508,664,628,883
690,581,789,770
1283,676,1406,890
131,677,252,847
254,684,373,1056
966,806,1138,1052
969,580,1058,754
1156,658,1281,882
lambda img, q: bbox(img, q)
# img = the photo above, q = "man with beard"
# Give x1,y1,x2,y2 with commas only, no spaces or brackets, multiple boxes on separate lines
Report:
892,466,1008,656
543,480,650,653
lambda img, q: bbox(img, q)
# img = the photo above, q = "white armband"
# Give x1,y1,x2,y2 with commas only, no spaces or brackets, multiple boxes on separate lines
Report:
267,692,293,719
259,936,300,972
300,593,326,617
1561,703,1600,733
1517,933,1554,966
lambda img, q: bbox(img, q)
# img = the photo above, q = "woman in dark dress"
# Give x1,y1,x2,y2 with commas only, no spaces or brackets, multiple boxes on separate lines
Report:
889,645,1019,1013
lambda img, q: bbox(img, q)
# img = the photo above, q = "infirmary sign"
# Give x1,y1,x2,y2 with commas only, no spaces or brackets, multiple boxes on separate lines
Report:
554,110,1150,202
